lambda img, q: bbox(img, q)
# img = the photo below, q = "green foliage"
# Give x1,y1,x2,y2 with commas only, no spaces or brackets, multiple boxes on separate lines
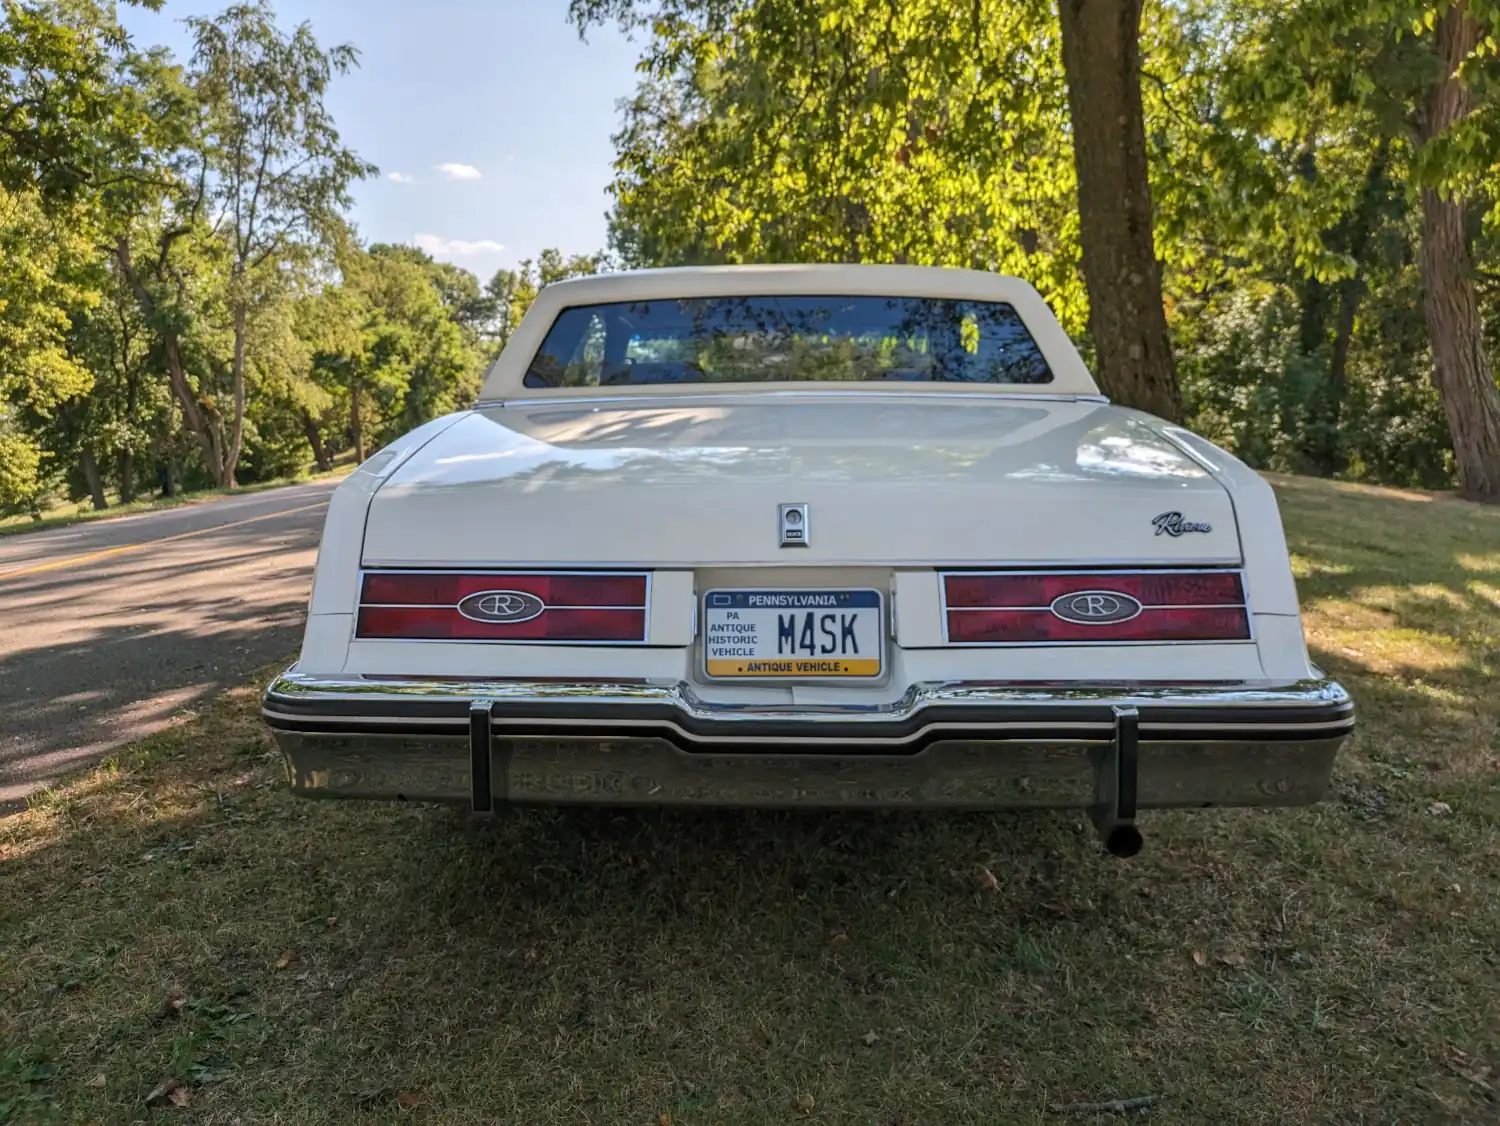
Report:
0,0,161,201
475,249,606,354
584,0,1086,334
0,425,46,516
1176,279,1453,487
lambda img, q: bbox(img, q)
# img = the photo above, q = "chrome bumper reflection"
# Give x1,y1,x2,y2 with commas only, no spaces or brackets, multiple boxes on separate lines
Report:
262,670,1352,811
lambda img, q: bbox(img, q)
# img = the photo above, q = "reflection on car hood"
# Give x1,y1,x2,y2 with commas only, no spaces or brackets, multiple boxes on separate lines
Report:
364,394,1240,567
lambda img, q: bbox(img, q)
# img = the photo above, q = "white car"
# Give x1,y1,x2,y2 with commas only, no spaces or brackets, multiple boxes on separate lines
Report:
263,265,1352,855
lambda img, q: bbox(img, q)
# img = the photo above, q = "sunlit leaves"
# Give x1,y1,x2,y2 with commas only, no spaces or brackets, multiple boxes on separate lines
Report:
586,0,1088,334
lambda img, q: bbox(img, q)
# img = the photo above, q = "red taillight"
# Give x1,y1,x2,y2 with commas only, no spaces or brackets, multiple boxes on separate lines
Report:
942,570,1250,645
356,571,649,643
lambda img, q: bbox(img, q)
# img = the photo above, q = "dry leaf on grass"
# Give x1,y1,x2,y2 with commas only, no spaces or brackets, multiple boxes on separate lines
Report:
86,1074,106,1089
397,1091,421,1108
659,1115,672,1126
862,1030,880,1046
146,1079,189,1108
274,951,295,970
1191,950,1206,966
978,865,1000,891
830,932,849,948
794,1092,815,1114
1217,952,1248,968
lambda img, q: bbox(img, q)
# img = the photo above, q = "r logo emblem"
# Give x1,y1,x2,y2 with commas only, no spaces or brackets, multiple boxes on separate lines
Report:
1049,590,1143,625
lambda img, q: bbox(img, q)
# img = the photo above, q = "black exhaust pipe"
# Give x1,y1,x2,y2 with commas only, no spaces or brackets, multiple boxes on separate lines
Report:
1090,705,1143,857
1100,822,1144,858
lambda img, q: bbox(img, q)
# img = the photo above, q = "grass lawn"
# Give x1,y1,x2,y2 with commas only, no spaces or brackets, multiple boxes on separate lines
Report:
2,474,1497,1124
0,460,355,539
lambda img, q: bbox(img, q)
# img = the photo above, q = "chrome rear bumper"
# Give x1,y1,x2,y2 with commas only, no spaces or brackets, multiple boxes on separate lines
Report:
262,671,1352,812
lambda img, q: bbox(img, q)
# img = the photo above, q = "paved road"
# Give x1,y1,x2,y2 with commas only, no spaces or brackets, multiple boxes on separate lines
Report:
0,481,339,811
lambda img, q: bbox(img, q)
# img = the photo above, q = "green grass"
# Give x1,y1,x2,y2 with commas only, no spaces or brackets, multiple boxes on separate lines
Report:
0,459,355,538
2,474,1498,1124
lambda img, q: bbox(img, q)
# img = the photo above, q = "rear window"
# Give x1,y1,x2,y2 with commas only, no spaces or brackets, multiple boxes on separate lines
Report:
522,294,1053,388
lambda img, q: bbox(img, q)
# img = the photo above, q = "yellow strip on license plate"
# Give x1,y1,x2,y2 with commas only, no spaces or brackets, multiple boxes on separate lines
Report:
702,589,883,679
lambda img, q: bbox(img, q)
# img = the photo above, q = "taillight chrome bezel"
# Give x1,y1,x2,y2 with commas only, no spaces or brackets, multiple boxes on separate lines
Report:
939,568,1253,646
354,569,652,644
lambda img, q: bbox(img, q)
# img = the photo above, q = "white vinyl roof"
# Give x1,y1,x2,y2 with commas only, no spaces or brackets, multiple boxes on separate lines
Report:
477,264,1102,402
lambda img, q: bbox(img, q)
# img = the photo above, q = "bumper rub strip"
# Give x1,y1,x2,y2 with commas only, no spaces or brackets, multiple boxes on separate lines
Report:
263,673,1353,755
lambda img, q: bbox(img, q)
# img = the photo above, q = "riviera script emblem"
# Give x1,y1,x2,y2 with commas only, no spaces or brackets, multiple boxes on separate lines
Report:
1050,591,1144,625
1152,511,1213,537
456,590,546,624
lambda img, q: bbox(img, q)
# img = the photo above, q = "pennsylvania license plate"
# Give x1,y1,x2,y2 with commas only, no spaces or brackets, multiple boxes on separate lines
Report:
702,589,884,679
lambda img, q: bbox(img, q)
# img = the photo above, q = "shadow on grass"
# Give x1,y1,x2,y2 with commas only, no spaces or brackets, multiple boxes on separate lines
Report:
3,672,1497,1125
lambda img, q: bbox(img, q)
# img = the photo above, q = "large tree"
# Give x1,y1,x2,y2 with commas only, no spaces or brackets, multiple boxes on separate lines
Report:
114,0,371,488
1057,0,1179,419
1417,1,1500,499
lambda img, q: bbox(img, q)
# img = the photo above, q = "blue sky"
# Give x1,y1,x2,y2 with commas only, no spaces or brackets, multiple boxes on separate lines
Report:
119,0,643,283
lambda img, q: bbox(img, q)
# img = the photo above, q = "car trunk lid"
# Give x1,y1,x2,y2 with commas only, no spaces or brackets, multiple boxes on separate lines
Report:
361,395,1240,567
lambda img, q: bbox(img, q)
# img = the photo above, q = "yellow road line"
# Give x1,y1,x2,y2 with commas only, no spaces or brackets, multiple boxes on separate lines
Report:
0,501,328,581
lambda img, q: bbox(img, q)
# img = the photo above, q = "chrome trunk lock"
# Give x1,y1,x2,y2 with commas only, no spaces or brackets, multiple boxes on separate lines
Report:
778,502,810,548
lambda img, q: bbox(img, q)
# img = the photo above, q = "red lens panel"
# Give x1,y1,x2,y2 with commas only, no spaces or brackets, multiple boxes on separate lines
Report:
943,570,1250,644
357,606,646,641
946,606,1251,644
944,571,1244,608
361,572,647,608
356,571,649,642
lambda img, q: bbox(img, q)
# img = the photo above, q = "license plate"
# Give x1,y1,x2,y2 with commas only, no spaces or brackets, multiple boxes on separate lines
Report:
702,589,884,679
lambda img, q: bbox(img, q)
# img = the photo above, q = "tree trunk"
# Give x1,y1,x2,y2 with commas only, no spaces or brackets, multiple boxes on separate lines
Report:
79,450,108,511
1418,1,1500,501
1311,143,1391,476
350,387,366,464
120,356,139,503
1298,276,1330,358
162,334,232,488
225,296,248,488
119,450,136,504
113,237,233,489
302,409,332,471
1057,0,1181,421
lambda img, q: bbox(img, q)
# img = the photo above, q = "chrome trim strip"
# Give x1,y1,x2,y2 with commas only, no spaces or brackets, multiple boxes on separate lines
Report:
361,603,648,611
946,603,1248,612
263,709,470,729
266,671,1351,727
261,707,1355,748
472,391,1114,410
358,568,655,576
359,557,1243,571
938,567,1250,575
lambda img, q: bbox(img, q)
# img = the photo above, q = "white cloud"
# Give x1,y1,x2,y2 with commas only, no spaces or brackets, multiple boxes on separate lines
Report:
413,233,505,257
436,162,482,181
387,171,414,183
